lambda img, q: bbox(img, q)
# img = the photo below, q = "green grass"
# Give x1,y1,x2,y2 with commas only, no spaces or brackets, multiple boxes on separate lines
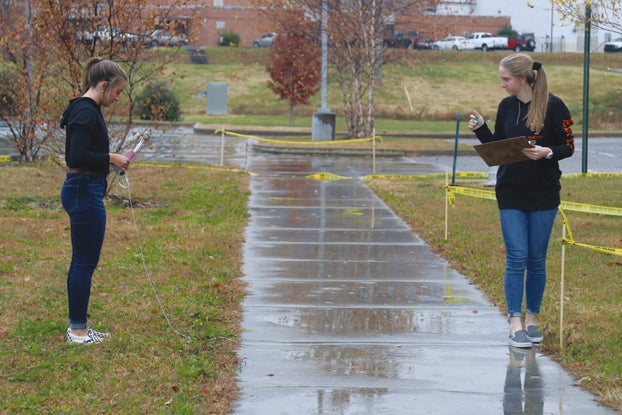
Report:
0,162,249,414
1,162,620,413
160,48,622,132
368,174,622,410
3,49,622,413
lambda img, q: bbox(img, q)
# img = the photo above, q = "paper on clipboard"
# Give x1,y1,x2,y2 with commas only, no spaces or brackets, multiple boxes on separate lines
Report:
473,136,535,166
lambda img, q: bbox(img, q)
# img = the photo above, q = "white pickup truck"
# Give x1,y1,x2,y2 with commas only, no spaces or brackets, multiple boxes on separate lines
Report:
467,32,508,51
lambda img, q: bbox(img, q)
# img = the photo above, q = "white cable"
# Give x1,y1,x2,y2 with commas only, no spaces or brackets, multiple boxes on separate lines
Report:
124,172,191,341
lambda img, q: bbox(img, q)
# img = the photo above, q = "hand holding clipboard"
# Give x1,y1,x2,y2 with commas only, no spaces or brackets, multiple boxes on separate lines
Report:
473,136,536,167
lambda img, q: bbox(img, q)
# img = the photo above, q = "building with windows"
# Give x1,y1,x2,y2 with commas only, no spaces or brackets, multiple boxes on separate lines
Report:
436,0,619,53
171,0,618,52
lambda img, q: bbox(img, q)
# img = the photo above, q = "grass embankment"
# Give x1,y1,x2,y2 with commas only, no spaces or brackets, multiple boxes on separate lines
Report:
0,163,249,414
368,173,622,410
166,47,622,133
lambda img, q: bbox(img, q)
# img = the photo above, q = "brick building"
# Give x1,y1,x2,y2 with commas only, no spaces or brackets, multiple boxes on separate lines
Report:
158,0,510,47
153,0,271,47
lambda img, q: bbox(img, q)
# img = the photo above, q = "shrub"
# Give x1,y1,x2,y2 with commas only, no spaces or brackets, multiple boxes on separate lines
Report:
219,32,240,47
135,81,181,121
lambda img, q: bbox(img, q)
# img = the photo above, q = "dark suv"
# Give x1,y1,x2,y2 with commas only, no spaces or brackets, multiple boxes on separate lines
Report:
507,33,536,52
383,31,432,49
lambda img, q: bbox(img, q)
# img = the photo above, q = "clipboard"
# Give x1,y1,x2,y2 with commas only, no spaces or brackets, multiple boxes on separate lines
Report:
473,136,535,166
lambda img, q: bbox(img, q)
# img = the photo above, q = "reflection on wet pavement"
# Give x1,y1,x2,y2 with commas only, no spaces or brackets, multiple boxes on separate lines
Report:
504,347,543,415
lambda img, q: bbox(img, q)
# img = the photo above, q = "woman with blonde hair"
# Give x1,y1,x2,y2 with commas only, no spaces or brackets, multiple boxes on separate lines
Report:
60,57,130,344
469,53,575,348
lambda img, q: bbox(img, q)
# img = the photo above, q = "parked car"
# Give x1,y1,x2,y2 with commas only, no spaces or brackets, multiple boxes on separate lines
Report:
95,26,138,46
506,33,536,52
141,29,187,47
253,32,276,47
604,37,622,53
433,36,474,51
468,32,508,51
382,31,432,49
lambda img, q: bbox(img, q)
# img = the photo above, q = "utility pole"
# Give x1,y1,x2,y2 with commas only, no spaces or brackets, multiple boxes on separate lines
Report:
550,0,554,52
312,0,336,141
582,4,591,173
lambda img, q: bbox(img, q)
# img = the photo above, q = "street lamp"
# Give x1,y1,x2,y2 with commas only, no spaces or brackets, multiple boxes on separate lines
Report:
545,35,550,52
550,0,554,52
312,0,336,141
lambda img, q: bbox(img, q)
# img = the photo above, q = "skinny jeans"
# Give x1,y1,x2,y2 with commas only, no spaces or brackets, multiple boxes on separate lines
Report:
499,208,558,319
60,173,107,329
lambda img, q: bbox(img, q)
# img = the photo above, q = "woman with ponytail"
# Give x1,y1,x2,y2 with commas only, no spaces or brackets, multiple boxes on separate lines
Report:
469,53,575,348
60,57,129,344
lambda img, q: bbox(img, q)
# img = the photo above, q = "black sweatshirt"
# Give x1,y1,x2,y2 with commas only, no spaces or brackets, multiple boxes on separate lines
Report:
474,94,574,211
60,97,111,176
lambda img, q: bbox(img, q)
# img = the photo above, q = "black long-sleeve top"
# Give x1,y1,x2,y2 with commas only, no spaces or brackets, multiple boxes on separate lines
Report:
60,97,111,176
474,94,574,211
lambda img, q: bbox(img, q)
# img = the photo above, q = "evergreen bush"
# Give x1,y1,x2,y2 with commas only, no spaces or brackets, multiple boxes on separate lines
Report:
135,81,181,121
219,32,240,47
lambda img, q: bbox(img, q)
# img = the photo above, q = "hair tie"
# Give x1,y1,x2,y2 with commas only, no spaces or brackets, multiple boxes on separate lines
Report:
532,61,542,70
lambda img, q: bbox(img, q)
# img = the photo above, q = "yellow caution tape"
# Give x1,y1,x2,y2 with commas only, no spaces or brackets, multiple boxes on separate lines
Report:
0,155,10,163
456,172,490,178
564,172,622,178
445,186,621,256
559,208,622,256
306,172,351,181
344,208,364,216
215,129,378,146
362,174,431,180
562,239,622,256
447,188,455,206
446,185,622,216
445,185,496,206
362,172,488,181
560,200,622,216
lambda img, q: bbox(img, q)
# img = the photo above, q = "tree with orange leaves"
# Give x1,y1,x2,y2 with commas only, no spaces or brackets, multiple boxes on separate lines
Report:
267,11,321,126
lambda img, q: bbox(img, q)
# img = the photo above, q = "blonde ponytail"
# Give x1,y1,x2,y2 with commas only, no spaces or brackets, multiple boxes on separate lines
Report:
500,53,548,132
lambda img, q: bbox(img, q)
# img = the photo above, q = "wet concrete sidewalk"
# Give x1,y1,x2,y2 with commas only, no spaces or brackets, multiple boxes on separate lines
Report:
2,126,615,413
231,153,616,414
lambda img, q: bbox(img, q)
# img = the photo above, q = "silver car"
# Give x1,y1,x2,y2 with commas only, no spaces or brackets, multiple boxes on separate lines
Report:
253,32,276,47
433,36,474,51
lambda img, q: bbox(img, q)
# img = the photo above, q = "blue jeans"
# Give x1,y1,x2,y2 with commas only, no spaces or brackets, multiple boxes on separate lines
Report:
60,174,108,329
499,208,558,319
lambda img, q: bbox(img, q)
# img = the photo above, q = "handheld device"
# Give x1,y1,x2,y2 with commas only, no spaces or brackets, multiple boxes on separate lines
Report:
117,137,148,177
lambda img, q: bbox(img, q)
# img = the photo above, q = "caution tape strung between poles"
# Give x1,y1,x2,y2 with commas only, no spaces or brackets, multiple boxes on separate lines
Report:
445,185,496,207
446,185,622,216
215,129,380,146
558,208,622,256
445,185,622,257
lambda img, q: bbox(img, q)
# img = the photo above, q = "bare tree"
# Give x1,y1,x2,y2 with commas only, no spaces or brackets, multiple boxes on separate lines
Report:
0,1,58,161
0,0,199,162
257,0,440,138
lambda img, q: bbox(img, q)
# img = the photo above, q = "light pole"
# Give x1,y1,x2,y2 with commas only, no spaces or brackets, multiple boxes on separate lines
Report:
312,0,336,141
550,0,554,52
582,4,591,173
